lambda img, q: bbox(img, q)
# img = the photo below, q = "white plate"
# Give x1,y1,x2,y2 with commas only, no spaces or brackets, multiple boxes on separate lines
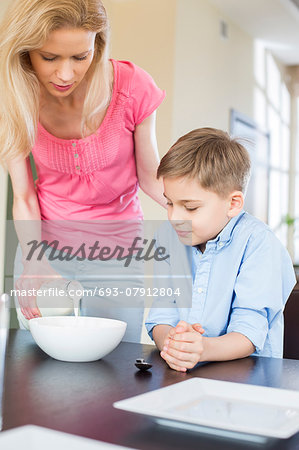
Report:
114,378,299,441
0,425,131,450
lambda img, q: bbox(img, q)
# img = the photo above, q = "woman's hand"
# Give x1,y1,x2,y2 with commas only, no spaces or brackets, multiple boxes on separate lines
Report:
160,320,205,372
15,259,62,320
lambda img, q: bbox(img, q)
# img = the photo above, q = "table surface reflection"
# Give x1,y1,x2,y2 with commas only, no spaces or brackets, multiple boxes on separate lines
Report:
3,330,299,449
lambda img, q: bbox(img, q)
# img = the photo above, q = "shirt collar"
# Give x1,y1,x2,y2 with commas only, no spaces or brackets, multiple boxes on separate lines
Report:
192,210,246,255
216,210,246,244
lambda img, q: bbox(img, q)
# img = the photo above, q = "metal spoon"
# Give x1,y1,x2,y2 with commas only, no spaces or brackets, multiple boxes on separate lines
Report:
135,358,152,371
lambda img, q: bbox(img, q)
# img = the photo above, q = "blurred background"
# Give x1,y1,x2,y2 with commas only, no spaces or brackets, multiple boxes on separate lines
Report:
0,0,298,318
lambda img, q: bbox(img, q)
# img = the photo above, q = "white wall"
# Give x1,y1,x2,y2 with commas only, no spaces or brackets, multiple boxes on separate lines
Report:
107,0,257,219
173,0,254,140
105,0,175,220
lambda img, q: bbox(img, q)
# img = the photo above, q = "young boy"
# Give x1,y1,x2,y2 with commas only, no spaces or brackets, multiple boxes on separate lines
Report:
145,128,296,372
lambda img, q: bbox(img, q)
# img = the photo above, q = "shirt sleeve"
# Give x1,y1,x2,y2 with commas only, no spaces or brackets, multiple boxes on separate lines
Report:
227,229,296,354
145,307,180,340
130,64,166,125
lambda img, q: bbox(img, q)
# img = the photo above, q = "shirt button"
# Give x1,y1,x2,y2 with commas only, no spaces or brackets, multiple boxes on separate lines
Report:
197,288,204,294
74,153,79,158
75,165,80,170
218,242,224,248
72,142,76,147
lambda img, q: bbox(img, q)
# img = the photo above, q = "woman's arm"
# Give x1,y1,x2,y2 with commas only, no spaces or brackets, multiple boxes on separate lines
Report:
8,156,40,212
7,157,61,319
134,111,167,208
7,156,41,253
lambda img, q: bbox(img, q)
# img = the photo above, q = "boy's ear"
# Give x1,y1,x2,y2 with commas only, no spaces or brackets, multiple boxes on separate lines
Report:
227,191,244,218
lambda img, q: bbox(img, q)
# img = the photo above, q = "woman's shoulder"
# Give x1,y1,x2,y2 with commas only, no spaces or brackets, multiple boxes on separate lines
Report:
112,59,149,78
111,59,165,125
111,59,158,96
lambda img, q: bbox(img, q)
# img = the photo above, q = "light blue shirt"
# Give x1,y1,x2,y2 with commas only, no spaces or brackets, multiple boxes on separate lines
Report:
145,211,296,357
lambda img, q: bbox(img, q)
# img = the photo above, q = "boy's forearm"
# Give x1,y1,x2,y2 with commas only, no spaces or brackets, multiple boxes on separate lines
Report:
152,324,174,351
201,332,255,361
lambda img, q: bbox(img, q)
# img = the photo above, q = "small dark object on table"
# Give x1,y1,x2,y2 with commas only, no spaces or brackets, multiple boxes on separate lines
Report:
135,358,152,371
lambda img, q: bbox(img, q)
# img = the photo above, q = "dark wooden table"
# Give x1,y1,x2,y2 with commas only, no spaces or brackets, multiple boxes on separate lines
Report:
3,330,299,449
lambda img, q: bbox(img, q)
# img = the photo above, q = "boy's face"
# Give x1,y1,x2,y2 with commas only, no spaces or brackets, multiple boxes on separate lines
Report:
163,177,238,250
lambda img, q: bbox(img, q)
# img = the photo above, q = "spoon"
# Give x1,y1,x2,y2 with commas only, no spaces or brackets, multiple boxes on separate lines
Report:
135,358,152,371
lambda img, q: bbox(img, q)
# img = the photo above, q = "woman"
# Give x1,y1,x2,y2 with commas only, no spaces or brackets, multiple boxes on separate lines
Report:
0,0,166,341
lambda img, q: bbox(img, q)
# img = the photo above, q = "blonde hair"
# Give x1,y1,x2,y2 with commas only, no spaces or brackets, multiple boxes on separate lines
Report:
157,128,251,197
0,0,111,164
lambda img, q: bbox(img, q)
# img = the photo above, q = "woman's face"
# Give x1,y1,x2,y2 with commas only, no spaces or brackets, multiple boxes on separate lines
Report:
29,28,96,97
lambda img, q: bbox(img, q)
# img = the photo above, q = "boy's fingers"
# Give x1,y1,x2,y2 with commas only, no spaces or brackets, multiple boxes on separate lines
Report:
171,331,198,342
167,339,197,354
161,350,188,370
168,328,175,338
174,327,185,333
164,345,193,362
192,323,205,334
169,320,190,336
177,320,188,327
169,326,183,337
177,321,192,331
161,350,196,370
169,363,187,373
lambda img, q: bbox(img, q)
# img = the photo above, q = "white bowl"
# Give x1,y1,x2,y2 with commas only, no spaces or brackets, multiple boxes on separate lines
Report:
29,316,127,362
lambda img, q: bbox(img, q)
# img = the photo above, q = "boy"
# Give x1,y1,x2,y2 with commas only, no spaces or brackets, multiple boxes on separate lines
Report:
145,128,296,372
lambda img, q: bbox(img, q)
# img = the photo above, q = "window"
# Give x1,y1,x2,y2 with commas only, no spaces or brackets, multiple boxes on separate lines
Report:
248,41,296,258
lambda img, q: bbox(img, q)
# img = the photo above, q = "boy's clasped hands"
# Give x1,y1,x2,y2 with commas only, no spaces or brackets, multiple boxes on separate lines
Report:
160,321,205,372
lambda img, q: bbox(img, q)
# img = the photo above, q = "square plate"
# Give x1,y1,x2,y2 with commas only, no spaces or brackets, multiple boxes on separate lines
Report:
0,425,131,450
114,378,299,441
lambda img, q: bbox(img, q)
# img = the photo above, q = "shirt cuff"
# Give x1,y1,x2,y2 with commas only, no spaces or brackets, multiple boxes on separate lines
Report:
227,308,268,353
145,320,178,340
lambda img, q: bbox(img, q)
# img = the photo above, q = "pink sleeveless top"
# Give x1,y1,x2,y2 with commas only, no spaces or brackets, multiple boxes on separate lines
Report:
31,60,165,221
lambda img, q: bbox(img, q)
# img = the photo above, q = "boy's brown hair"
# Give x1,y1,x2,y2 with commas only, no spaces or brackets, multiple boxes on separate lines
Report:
157,128,251,197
